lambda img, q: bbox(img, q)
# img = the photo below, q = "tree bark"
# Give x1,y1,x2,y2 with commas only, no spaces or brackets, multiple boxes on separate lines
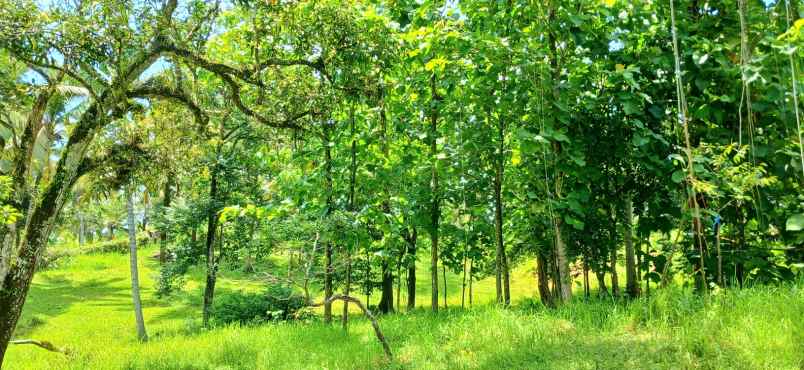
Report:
160,173,173,264
405,226,417,311
378,260,394,314
342,252,351,330
323,122,334,323
595,269,608,297
343,103,357,328
583,254,590,299
442,264,447,309
78,212,86,246
429,74,440,313
536,253,555,308
554,220,572,302
126,186,148,341
610,246,620,297
494,114,511,306
624,197,639,297
202,166,219,327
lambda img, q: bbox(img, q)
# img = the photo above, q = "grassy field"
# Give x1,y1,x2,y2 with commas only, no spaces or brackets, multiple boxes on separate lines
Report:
5,244,803,369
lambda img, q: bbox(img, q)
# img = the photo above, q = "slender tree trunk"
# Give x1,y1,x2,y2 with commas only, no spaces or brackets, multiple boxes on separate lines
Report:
442,265,447,309
671,0,706,294
323,122,334,323
610,247,620,297
624,197,639,297
406,227,417,311
78,212,85,246
342,251,352,330
202,167,219,327
583,255,590,299
461,252,468,308
468,258,474,306
736,208,746,288
344,103,357,327
396,261,402,310
715,221,723,286
377,91,396,315
365,248,371,306
636,235,643,285
126,186,148,341
160,173,173,264
494,115,510,306
429,74,440,313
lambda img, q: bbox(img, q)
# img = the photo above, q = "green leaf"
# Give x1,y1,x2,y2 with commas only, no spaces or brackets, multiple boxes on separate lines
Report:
786,214,804,231
671,170,685,183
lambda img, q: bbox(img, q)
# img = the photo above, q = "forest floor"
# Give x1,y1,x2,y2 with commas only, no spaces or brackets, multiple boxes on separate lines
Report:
5,243,803,369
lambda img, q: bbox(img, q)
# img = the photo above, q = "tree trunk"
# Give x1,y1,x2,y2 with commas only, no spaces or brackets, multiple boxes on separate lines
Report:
324,241,333,321
461,253,468,308
554,220,572,302
715,220,723,286
442,265,447,309
323,122,334,323
583,255,590,299
378,260,394,314
396,262,402,310
344,103,358,327
536,253,554,308
77,212,86,246
494,115,510,306
468,258,474,306
365,249,371,306
126,186,148,341
624,197,639,297
429,74,440,313
595,269,608,297
405,226,417,311
202,167,219,327
160,173,173,264
342,252,351,330
610,247,620,297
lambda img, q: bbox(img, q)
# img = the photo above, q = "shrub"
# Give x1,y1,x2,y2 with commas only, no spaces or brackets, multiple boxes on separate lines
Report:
212,284,306,325
84,234,151,254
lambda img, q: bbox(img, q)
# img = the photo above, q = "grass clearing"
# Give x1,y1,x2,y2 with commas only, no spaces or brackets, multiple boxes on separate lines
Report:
5,245,803,369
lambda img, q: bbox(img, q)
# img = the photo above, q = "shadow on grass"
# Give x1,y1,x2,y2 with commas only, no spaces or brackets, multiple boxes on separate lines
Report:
14,275,128,338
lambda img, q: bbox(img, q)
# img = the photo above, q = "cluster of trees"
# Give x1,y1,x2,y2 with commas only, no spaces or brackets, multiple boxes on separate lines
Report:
1,0,803,364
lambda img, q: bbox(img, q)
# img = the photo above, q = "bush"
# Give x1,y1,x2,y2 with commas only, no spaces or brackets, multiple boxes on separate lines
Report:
212,284,306,325
84,234,151,254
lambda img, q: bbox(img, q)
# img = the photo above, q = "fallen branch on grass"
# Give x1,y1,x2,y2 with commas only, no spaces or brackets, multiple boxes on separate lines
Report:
11,339,72,355
312,294,392,359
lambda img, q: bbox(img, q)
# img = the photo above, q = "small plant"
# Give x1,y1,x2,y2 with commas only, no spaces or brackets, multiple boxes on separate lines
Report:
212,284,305,326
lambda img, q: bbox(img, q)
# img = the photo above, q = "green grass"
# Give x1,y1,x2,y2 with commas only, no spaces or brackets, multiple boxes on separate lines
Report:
6,244,803,369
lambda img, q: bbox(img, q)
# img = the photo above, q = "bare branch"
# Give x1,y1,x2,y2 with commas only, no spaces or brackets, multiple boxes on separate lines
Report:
11,339,72,356
312,294,393,360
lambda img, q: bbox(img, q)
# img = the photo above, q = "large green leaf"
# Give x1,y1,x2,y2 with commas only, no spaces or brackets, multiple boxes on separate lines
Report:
786,214,804,231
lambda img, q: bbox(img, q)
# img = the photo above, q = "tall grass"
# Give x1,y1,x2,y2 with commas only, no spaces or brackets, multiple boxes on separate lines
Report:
6,246,802,369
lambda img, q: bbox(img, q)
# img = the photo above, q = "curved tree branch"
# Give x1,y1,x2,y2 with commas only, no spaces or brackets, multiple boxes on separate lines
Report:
128,84,209,128
313,294,393,360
